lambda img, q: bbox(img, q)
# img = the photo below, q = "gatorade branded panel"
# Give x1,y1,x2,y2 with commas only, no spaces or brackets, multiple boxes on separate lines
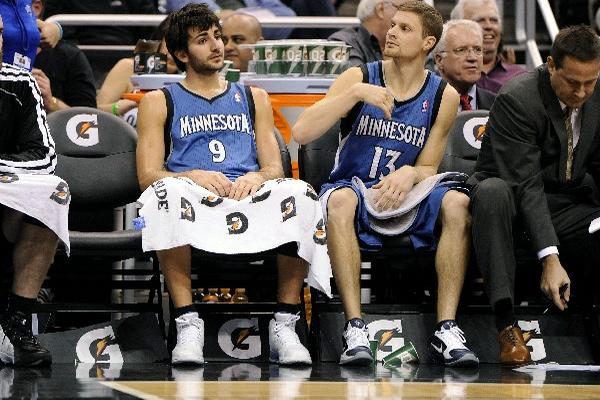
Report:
200,313,308,362
314,311,596,364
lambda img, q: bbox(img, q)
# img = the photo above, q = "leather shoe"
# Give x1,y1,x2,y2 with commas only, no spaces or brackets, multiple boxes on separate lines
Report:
498,325,531,366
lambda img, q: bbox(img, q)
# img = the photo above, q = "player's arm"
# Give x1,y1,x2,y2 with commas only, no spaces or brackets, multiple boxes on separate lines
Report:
229,87,283,200
373,84,459,211
292,67,393,145
136,90,231,196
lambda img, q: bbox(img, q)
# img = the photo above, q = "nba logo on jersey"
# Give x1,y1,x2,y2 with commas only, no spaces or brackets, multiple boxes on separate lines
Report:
234,92,242,103
421,100,429,113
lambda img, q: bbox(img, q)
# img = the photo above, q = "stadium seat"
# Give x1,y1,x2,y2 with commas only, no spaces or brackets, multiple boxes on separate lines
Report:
438,110,489,175
43,107,162,327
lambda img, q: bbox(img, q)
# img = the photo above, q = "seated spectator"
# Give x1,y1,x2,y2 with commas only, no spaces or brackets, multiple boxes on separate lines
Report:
96,15,178,125
0,14,70,366
30,0,96,113
43,0,158,45
0,0,61,69
294,2,478,367
451,0,526,93
469,25,600,366
136,4,331,366
166,0,295,39
433,20,496,111
222,13,262,72
328,0,398,67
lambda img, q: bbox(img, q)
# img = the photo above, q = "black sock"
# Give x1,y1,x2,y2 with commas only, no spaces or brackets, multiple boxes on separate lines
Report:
275,302,301,315
173,304,197,319
494,298,516,332
6,292,36,317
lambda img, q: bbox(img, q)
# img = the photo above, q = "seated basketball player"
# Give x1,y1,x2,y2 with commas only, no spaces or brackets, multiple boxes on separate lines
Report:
0,14,70,366
136,4,331,366
293,1,478,367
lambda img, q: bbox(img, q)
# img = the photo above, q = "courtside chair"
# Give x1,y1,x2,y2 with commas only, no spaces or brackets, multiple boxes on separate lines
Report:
45,107,163,331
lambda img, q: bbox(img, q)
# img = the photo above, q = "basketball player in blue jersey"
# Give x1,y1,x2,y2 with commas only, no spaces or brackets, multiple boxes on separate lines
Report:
136,4,313,366
294,1,478,367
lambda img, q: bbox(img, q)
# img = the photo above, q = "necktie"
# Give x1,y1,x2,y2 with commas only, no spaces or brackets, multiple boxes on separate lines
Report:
460,94,472,111
564,107,574,181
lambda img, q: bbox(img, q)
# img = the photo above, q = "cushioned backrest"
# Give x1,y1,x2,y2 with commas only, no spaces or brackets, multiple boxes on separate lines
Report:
298,121,340,193
274,128,293,178
48,107,139,210
438,110,489,176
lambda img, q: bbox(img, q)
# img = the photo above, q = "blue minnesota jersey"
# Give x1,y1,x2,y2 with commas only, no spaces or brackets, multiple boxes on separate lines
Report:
328,61,446,187
163,82,259,180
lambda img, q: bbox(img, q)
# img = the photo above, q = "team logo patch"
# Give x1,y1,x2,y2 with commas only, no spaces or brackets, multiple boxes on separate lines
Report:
281,196,297,222
251,190,271,203
180,197,195,222
421,99,429,113
305,184,318,200
201,195,223,207
0,173,19,183
234,92,242,103
49,181,70,205
462,116,489,149
66,114,100,147
226,212,249,234
75,326,123,364
313,218,326,245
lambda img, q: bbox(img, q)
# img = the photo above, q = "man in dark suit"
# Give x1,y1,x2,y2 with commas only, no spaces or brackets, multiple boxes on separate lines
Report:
434,19,496,111
469,25,600,366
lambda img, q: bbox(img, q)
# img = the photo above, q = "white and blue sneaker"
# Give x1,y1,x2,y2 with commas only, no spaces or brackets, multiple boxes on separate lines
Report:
429,320,479,367
339,319,373,366
171,312,205,365
269,312,312,365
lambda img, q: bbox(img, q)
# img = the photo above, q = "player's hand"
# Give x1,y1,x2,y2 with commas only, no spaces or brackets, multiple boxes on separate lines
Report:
354,83,394,119
31,68,53,110
229,172,266,201
37,19,61,48
185,170,232,197
540,254,570,311
371,167,416,211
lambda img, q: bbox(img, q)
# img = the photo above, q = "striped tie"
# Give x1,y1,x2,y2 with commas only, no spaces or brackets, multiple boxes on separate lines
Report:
564,107,574,181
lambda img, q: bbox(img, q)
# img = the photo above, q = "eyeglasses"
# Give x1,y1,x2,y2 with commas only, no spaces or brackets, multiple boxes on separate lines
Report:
440,46,484,57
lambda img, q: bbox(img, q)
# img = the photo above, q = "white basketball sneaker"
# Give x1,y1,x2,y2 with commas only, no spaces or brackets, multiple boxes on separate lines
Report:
269,312,312,365
171,312,205,365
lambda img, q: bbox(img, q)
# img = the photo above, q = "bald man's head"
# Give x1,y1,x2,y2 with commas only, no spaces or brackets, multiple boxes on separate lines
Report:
222,13,263,72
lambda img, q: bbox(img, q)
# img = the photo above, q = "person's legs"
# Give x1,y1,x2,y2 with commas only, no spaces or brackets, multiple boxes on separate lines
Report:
157,246,204,365
470,178,530,366
326,188,372,365
428,190,478,367
269,255,312,365
0,209,57,366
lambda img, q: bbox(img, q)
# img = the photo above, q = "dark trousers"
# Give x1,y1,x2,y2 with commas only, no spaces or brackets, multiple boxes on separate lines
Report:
470,177,600,307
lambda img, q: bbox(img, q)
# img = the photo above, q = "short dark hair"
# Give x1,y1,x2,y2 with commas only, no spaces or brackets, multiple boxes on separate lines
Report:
396,0,443,53
551,25,600,69
165,3,221,71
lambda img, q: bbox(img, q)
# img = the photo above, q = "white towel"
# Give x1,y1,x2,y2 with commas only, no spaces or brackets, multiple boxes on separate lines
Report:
353,172,467,236
137,177,332,297
0,172,70,254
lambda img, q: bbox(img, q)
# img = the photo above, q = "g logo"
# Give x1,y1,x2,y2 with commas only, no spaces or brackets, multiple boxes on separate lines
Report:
0,173,19,183
75,326,123,363
218,318,261,359
226,212,249,234
367,319,404,361
180,197,195,222
281,196,297,222
313,218,327,245
517,320,546,362
50,181,70,205
462,116,489,149
66,114,99,147
201,195,223,207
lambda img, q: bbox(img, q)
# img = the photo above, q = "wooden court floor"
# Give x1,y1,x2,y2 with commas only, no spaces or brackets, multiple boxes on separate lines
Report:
4,363,600,399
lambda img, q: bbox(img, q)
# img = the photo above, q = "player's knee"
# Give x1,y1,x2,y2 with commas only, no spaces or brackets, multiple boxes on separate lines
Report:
441,190,471,229
327,189,358,223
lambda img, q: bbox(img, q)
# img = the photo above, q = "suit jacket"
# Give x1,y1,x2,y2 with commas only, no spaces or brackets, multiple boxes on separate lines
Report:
475,87,496,110
471,65,600,251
